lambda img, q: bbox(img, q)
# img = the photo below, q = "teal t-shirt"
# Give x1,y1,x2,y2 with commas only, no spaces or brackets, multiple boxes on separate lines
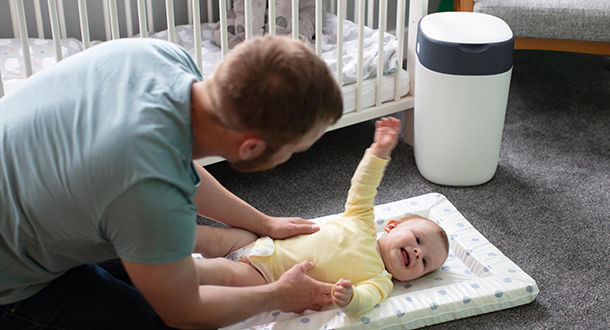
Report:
0,38,203,304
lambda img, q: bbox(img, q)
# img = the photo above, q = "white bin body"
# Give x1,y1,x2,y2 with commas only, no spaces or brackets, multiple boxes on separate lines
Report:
413,12,514,186
414,62,511,185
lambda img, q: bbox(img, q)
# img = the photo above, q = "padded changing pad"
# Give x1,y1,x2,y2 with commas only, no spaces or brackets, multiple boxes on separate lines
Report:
221,193,539,329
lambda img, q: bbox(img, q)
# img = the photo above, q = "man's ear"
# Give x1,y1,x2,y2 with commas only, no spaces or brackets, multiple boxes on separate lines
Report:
384,219,399,233
238,138,267,160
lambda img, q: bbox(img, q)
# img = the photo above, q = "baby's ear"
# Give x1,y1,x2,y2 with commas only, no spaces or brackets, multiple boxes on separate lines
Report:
384,220,399,233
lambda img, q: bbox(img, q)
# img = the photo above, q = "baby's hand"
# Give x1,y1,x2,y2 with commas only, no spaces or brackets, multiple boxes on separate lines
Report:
332,279,353,308
370,117,401,159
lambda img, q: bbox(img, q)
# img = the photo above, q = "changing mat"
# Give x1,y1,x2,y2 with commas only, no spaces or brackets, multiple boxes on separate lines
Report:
221,193,539,329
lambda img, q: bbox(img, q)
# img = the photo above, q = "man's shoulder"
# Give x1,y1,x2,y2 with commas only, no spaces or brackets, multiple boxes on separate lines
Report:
89,38,191,64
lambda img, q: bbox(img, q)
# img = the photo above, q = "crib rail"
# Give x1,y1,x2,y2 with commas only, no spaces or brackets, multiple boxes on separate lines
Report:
1,1,428,162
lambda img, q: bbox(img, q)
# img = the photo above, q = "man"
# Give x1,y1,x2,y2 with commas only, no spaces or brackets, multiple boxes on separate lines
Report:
0,35,343,329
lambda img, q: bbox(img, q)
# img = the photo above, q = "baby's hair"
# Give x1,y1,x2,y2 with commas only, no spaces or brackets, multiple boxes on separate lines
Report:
396,215,449,256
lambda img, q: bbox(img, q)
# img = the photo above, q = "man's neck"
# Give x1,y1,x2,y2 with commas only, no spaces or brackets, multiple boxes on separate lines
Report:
190,80,218,159
190,80,240,161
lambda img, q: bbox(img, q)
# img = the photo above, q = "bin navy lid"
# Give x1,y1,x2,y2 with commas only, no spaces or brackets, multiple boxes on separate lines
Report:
417,12,514,75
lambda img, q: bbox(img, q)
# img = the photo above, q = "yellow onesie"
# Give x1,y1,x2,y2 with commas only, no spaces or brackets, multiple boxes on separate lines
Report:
248,149,393,316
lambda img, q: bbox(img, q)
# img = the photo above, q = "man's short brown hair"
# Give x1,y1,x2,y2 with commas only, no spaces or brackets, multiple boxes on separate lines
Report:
208,35,343,150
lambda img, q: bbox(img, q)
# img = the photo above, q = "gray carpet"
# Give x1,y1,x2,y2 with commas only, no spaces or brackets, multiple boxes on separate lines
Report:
201,50,610,329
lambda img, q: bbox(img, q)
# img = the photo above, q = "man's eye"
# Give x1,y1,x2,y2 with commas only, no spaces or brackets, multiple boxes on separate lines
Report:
423,258,427,266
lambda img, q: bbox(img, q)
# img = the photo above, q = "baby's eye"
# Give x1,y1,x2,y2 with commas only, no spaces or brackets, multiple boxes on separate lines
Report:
416,237,420,245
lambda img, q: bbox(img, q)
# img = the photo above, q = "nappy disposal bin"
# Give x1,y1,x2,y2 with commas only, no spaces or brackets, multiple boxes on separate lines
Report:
414,12,514,186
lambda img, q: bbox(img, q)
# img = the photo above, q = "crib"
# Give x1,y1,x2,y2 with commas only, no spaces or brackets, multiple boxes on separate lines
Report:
0,0,427,165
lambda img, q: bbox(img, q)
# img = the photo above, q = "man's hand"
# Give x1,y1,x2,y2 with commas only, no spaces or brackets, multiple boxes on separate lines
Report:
264,216,320,239
332,279,353,308
274,261,333,313
370,117,401,159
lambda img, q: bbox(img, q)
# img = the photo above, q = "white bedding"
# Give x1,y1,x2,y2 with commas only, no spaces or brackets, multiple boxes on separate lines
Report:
221,193,539,329
0,37,84,95
1,13,408,111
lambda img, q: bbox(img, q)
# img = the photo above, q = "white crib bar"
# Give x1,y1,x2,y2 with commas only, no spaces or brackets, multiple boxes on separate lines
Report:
193,0,203,69
166,0,176,42
102,0,111,40
137,0,148,37
125,0,134,37
57,0,67,39
48,0,63,62
269,0,276,36
146,0,155,33
403,0,428,145
207,0,214,23
315,0,322,55
336,0,344,88
375,0,386,107
0,70,4,98
367,0,374,28
219,0,229,56
77,0,91,49
187,0,193,24
15,0,32,77
408,0,427,98
291,0,298,39
33,0,45,39
9,0,19,38
245,0,252,40
356,0,365,112
109,0,121,40
330,0,335,14
394,0,406,101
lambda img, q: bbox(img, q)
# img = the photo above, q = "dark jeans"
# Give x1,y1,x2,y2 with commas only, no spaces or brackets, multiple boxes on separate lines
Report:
0,260,174,329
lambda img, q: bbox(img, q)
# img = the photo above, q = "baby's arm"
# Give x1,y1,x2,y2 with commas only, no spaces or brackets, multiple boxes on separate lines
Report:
343,117,401,219
332,275,393,316
369,117,401,159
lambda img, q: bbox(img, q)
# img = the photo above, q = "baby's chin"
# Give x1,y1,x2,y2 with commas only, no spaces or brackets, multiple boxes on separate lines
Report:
388,270,419,282
393,275,417,282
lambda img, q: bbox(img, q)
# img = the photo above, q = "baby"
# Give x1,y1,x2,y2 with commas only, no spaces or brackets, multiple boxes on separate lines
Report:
195,117,449,316
213,0,316,48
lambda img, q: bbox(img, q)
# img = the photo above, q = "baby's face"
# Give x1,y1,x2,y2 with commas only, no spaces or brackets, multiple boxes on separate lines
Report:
377,218,448,282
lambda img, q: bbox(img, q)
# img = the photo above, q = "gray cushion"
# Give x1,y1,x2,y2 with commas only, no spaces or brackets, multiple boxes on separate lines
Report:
474,0,610,42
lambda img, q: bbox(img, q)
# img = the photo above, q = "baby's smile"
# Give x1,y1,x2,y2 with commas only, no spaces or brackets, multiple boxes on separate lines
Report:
401,248,410,267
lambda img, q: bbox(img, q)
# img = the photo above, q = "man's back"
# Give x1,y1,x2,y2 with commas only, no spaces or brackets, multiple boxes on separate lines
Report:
0,39,202,304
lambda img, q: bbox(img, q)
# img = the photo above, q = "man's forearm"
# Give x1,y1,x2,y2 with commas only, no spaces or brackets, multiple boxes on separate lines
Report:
171,284,280,329
192,162,270,234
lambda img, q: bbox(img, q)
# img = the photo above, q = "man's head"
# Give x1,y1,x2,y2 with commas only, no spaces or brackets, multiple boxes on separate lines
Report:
377,215,449,282
203,35,343,171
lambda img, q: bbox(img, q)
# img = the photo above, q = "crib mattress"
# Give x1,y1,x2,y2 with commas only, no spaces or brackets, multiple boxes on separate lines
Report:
0,37,84,95
221,193,539,329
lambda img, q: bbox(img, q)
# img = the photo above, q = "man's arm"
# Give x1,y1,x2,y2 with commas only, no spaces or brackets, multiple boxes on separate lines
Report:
192,161,319,238
122,257,333,329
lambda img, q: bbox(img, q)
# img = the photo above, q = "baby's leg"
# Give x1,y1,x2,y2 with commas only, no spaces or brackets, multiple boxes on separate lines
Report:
194,225,258,258
194,257,267,286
